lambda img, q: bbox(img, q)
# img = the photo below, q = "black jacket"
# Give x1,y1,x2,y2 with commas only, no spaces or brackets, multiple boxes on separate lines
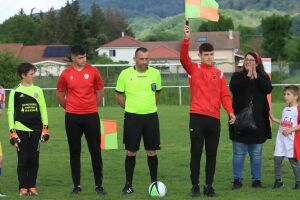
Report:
229,71,272,144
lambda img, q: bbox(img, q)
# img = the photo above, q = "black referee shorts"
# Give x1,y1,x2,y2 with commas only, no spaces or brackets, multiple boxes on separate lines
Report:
123,112,160,151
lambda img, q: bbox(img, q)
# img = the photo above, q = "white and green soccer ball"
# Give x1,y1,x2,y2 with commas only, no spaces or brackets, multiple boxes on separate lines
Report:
148,181,167,197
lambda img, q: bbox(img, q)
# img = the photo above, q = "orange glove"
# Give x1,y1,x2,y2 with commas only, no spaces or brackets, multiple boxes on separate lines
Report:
41,125,50,143
10,129,21,148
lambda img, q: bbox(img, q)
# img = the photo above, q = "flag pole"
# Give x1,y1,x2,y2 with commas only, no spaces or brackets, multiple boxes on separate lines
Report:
185,19,189,26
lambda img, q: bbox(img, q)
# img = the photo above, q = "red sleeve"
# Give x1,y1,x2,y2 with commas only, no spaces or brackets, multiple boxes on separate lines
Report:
57,71,67,92
180,39,195,75
294,106,300,160
220,75,234,114
298,106,300,125
94,68,104,90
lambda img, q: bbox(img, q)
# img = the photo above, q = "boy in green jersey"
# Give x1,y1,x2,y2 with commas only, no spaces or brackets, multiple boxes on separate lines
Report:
8,63,49,196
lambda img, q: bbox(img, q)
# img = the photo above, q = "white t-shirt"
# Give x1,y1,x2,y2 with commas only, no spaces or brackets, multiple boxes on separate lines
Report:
274,106,299,158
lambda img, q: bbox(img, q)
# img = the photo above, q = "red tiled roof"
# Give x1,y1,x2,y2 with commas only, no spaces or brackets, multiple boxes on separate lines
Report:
0,43,23,56
143,41,180,52
189,31,240,50
99,35,142,48
0,43,69,64
19,45,68,63
148,45,179,60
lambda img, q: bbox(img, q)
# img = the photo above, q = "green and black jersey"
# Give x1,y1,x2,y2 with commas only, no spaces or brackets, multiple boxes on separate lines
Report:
8,84,48,131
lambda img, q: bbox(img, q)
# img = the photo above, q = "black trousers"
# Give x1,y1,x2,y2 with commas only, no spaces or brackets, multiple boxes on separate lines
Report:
189,114,220,186
16,130,41,189
65,113,103,187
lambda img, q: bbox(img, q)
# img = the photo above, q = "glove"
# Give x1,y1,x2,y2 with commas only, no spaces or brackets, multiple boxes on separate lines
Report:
10,129,21,147
41,125,50,143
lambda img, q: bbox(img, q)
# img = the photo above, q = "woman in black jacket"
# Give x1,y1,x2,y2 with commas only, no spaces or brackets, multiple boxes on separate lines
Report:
229,51,272,190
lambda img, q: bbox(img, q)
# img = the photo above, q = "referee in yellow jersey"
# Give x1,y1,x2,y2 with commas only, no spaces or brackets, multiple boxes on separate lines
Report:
115,47,162,195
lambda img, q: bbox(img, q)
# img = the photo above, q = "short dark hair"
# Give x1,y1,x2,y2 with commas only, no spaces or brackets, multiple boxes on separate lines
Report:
70,45,86,56
283,85,300,101
135,47,148,56
199,43,214,53
17,62,36,78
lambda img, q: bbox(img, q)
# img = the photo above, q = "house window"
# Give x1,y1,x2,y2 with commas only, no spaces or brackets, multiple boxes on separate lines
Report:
109,50,116,57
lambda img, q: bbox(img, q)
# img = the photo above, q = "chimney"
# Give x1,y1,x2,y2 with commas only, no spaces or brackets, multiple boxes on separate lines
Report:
122,32,125,37
229,30,233,40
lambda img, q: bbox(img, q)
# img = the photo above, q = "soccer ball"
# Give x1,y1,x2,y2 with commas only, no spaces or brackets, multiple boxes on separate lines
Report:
148,181,167,197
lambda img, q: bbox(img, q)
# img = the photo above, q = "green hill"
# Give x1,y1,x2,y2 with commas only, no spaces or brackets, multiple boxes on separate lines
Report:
79,0,300,19
131,9,294,40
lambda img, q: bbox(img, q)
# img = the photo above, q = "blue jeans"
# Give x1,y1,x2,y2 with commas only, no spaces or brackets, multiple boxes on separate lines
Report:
232,141,263,181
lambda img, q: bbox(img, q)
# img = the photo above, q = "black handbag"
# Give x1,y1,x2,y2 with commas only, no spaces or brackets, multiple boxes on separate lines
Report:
234,99,257,134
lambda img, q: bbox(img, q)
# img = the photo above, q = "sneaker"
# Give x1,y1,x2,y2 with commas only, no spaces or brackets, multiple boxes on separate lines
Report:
71,186,82,195
19,188,28,196
121,183,134,195
232,179,243,190
29,187,38,196
0,192,6,197
273,180,284,189
203,185,216,197
295,181,300,190
95,186,107,195
190,185,200,197
252,180,262,188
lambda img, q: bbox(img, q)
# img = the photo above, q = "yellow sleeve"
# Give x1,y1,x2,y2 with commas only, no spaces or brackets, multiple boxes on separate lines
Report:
7,89,15,130
38,88,48,125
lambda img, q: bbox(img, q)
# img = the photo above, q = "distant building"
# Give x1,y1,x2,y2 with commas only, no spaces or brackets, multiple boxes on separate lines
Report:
95,31,240,73
0,44,70,76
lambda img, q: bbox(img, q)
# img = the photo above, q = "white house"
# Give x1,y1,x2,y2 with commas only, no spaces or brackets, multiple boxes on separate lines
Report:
95,31,240,73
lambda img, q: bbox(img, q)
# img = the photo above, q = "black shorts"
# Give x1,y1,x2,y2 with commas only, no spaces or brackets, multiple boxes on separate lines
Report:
123,112,160,151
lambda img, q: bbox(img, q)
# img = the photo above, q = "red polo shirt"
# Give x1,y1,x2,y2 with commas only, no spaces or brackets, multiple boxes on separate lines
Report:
57,64,104,114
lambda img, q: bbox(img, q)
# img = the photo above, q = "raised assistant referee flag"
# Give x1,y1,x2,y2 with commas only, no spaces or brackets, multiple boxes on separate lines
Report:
185,0,219,22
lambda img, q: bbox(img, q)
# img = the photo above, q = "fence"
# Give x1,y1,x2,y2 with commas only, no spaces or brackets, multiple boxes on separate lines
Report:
2,62,300,107
2,84,300,107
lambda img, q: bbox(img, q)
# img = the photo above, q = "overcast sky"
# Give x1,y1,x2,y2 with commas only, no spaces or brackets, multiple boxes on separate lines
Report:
0,0,69,23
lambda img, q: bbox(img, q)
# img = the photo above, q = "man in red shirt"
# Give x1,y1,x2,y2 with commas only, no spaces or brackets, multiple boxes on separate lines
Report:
57,45,106,195
180,24,236,197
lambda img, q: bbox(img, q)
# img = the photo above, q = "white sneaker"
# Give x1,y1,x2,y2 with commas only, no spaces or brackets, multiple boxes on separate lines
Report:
0,192,6,197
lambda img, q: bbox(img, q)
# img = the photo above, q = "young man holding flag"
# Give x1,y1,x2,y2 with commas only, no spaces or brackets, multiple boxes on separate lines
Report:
180,24,236,197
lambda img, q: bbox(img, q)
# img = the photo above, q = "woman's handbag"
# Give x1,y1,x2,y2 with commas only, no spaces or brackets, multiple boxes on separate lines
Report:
234,100,257,134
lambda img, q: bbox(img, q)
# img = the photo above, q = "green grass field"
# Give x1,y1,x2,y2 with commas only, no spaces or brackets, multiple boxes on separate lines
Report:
0,104,299,200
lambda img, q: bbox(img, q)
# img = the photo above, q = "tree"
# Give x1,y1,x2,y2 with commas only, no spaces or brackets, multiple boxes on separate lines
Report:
0,51,22,88
104,8,134,40
58,1,78,44
38,8,60,44
87,3,106,39
261,14,292,61
143,32,178,41
237,25,262,52
198,14,234,32
0,13,40,44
